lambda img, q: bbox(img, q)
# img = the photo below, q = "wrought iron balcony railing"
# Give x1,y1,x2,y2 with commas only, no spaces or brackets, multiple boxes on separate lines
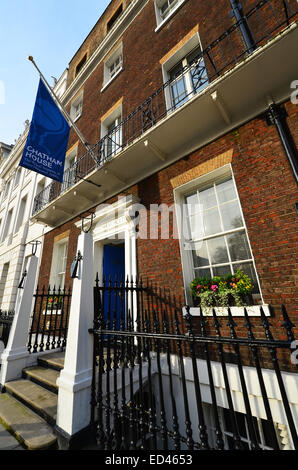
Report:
32,0,298,216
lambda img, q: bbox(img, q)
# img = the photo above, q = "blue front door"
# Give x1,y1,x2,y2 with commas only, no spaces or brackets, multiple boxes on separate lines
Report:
102,244,125,331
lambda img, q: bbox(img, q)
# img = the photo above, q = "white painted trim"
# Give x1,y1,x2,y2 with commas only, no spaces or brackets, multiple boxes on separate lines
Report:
100,66,123,93
173,164,265,312
182,304,271,317
154,0,188,33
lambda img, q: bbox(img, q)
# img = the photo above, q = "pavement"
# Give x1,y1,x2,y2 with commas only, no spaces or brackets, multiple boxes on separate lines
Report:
0,422,24,450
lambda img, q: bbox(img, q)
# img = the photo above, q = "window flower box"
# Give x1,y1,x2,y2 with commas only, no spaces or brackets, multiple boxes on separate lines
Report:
188,270,268,315
183,304,270,317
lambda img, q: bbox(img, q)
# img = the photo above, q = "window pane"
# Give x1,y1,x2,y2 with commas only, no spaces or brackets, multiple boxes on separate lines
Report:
189,214,205,240
220,200,243,231
195,267,211,278
192,240,209,267
171,77,187,106
216,178,237,204
187,47,202,65
227,230,251,261
202,207,221,236
223,408,234,433
213,264,231,276
207,236,229,264
233,262,259,293
169,61,183,80
261,419,278,449
235,411,247,439
198,185,217,210
185,193,199,216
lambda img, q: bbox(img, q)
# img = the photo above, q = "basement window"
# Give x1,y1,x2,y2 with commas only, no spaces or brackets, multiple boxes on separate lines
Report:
107,5,123,32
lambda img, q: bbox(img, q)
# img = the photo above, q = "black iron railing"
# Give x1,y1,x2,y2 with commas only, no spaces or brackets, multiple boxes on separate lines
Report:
90,277,297,450
32,0,298,216
0,310,15,349
27,286,72,353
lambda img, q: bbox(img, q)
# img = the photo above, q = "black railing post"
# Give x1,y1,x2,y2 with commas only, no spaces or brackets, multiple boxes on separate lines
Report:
198,307,225,450
184,307,209,449
230,0,256,53
212,308,244,449
260,306,298,450
226,308,260,450
243,307,280,450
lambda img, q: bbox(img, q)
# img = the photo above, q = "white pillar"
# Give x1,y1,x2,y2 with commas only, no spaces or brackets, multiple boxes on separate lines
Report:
0,255,38,386
56,231,94,438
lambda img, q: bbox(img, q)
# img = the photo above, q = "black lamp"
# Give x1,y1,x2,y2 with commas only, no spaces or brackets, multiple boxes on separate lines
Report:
70,251,83,279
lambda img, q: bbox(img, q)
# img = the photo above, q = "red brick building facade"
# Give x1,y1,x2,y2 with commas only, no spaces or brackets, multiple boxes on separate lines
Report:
35,0,298,334
20,0,298,450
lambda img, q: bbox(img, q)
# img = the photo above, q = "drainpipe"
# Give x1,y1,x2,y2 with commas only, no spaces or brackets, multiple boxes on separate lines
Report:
266,103,298,184
230,0,256,54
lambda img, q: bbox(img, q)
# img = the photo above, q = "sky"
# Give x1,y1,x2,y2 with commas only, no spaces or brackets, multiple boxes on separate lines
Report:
0,0,111,145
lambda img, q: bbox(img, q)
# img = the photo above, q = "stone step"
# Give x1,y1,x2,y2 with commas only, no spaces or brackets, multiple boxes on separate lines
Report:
5,379,57,426
0,393,57,450
38,351,65,371
23,366,60,394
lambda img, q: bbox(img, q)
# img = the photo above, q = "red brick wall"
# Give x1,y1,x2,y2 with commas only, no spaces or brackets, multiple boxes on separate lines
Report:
37,0,297,367
38,99,298,345
65,0,262,156
135,100,298,346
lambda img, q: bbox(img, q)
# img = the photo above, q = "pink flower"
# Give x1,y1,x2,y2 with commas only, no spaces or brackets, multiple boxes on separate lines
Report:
211,284,218,292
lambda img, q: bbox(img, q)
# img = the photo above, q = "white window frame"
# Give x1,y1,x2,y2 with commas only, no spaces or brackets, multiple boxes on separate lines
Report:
161,32,208,113
49,238,69,289
154,0,188,32
70,90,83,122
62,147,78,192
32,177,46,214
14,194,27,234
2,207,14,242
13,167,22,188
3,179,11,200
174,164,265,314
100,104,122,160
101,43,123,92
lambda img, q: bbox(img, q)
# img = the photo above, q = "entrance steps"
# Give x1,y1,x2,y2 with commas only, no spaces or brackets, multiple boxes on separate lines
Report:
0,351,65,450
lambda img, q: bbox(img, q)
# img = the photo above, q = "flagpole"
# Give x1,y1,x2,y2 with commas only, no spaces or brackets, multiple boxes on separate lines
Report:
27,56,97,162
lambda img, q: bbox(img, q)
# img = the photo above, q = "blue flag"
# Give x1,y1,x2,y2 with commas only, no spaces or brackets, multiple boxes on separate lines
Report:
20,78,70,182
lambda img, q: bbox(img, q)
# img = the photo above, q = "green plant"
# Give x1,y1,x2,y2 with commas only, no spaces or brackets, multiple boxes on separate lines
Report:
46,295,63,310
191,270,254,309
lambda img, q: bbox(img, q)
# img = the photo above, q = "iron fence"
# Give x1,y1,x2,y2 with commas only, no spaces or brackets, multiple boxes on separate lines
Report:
0,310,15,349
27,286,72,353
90,277,297,450
32,0,298,216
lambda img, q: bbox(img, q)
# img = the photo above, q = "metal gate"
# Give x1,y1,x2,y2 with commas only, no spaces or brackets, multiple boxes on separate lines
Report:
90,277,297,450
27,285,72,353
